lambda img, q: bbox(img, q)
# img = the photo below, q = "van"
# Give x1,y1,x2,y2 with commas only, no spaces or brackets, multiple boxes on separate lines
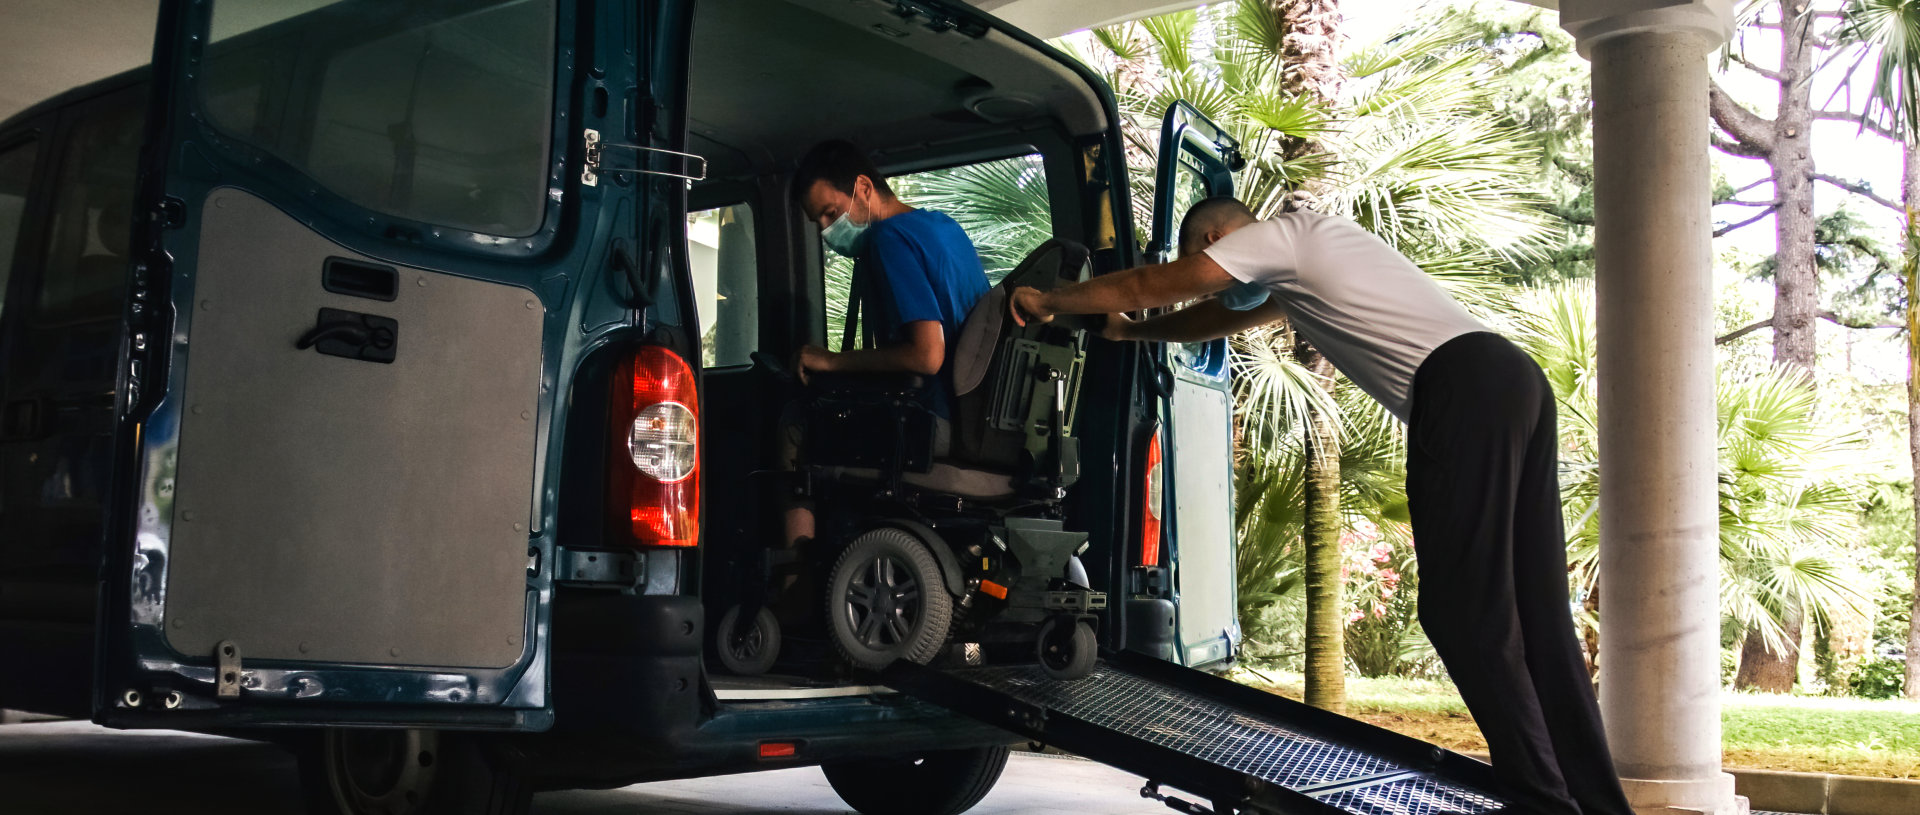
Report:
0,1,1246,813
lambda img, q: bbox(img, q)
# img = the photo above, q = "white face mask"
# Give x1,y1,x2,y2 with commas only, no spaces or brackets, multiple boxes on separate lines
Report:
819,188,873,258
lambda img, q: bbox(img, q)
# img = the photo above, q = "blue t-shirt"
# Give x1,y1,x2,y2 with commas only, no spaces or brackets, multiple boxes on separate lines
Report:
858,209,989,418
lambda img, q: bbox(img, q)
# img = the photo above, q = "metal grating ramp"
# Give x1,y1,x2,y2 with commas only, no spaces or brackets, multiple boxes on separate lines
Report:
962,664,1400,790
885,652,1511,815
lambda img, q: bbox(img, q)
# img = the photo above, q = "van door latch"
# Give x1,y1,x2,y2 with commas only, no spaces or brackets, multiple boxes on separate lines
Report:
215,640,242,699
297,308,398,364
582,128,707,187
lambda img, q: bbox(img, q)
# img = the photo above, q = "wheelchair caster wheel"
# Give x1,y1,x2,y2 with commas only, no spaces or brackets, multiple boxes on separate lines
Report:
716,605,781,676
1036,617,1096,680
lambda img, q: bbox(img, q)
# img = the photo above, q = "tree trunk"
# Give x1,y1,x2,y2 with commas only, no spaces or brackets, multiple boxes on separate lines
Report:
1735,600,1804,693
1267,0,1347,714
1736,0,1819,688
1299,351,1346,713
1904,139,1920,702
1769,0,1819,372
1769,0,1819,373
1582,573,1602,692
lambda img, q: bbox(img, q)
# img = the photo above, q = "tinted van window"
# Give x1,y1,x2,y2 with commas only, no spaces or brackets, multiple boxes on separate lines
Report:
38,98,143,321
0,141,36,315
203,0,556,237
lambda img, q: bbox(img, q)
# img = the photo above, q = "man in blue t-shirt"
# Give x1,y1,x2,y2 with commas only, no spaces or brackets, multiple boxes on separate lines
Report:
790,140,989,419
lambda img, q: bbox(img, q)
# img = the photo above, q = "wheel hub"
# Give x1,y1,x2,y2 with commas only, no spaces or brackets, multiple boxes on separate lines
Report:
847,554,921,649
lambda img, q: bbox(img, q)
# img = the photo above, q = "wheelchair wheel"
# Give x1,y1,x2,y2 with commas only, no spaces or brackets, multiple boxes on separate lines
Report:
827,527,953,671
1035,617,1096,680
715,605,781,676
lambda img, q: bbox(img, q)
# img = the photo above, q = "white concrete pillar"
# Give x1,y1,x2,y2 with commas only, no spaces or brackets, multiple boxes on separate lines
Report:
1561,1,1738,814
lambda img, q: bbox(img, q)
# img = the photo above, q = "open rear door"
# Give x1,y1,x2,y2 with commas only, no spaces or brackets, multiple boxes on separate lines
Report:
1144,102,1244,669
99,0,612,729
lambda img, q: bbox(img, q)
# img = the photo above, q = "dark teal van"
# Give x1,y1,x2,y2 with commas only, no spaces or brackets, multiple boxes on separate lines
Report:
0,1,1247,813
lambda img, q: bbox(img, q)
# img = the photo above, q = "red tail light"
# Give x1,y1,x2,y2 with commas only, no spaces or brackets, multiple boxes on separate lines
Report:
610,346,699,547
1141,429,1164,567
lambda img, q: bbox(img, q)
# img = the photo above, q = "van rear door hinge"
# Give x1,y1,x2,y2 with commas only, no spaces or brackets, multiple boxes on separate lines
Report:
581,129,707,187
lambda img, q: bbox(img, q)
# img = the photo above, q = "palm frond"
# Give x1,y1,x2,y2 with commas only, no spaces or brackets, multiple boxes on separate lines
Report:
1840,0,1920,138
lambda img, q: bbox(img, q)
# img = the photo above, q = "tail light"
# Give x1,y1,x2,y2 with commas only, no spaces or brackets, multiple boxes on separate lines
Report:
1141,429,1164,567
610,346,699,547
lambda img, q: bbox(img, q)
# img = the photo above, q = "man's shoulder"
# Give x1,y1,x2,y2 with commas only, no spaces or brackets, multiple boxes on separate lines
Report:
877,208,965,238
873,209,975,256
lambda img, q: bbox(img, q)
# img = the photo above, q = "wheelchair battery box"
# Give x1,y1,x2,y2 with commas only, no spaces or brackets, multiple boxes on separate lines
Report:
804,394,937,473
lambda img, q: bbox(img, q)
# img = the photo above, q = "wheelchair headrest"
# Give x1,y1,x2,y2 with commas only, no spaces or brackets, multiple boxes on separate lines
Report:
953,239,1092,397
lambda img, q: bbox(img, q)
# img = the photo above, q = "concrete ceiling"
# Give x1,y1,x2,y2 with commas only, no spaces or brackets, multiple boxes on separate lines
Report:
0,0,1564,125
0,0,157,123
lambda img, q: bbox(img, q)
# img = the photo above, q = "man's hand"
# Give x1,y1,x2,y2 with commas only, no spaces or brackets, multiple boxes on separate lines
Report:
794,345,836,385
1101,313,1136,341
1010,286,1053,327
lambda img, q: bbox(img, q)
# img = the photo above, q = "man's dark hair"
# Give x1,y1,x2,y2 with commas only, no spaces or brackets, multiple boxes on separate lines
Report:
791,140,895,202
1178,196,1257,255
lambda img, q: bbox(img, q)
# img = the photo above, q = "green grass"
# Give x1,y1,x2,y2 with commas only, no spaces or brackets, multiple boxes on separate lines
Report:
1236,668,1920,778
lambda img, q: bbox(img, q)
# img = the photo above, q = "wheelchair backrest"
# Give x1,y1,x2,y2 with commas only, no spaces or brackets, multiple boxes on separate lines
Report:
948,239,1091,483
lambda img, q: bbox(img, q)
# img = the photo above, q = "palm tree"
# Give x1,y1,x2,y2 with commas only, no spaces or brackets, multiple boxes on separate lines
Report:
1506,281,1870,680
1838,0,1920,700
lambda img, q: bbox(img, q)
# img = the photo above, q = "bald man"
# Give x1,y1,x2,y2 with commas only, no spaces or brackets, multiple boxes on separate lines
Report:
1010,198,1632,815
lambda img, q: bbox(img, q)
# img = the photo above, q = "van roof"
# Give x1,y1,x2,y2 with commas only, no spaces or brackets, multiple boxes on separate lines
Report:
0,0,1116,177
692,0,1109,178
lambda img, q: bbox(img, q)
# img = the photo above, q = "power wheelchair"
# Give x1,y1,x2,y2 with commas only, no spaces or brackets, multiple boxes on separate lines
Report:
721,239,1106,680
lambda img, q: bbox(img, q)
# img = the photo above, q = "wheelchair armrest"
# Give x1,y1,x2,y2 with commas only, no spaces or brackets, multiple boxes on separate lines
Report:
808,371,927,397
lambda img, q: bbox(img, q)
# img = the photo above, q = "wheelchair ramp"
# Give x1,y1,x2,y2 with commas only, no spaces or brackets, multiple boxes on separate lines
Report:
882,650,1511,815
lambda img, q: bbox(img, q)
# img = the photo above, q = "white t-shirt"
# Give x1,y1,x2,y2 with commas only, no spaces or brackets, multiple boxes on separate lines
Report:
1203,211,1486,422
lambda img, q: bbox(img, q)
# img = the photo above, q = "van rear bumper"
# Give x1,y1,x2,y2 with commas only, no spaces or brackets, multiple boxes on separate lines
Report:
524,693,1017,790
538,592,1014,788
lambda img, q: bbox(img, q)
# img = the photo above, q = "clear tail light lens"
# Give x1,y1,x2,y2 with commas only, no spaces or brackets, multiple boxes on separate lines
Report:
611,346,699,547
1141,428,1164,567
629,401,697,482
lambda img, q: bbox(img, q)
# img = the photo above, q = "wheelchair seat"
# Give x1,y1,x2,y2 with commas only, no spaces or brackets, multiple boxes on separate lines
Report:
805,238,1091,502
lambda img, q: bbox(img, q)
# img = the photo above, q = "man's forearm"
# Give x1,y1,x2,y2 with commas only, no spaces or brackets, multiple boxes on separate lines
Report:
825,345,931,376
1040,253,1237,316
1118,299,1284,343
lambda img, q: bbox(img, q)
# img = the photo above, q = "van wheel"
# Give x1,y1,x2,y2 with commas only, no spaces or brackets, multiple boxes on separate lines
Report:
827,527,952,671
822,745,1010,815
716,604,781,675
298,728,531,815
1036,617,1097,680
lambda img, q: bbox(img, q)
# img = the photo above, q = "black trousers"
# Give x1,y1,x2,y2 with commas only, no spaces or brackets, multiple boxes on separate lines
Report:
1406,332,1632,815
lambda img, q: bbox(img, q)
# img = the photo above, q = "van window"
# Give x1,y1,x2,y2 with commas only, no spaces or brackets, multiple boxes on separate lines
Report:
0,141,36,315
824,152,1051,350
37,99,143,321
202,0,556,237
689,204,759,369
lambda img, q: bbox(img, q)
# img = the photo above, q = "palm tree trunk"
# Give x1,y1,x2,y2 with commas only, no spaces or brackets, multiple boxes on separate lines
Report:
1904,139,1920,702
1734,600,1804,693
1735,0,1819,691
1269,0,1348,716
1300,352,1346,713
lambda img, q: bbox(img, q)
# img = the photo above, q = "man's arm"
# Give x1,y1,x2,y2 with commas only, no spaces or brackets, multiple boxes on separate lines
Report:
1012,252,1238,325
1108,299,1285,343
796,321,943,381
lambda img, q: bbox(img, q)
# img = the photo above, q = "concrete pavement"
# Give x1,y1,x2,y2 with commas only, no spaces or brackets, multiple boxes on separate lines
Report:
0,719,1173,814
